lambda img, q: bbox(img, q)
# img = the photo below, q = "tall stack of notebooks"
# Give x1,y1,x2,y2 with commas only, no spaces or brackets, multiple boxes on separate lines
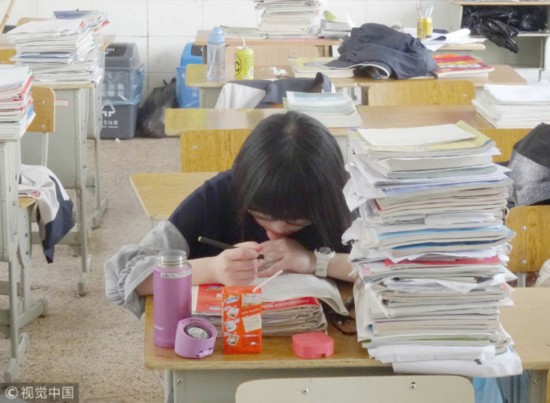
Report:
473,82,550,128
253,0,321,38
0,66,35,140
343,122,523,377
6,18,103,84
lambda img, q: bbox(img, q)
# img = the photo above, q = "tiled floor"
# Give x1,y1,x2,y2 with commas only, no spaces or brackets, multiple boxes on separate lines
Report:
0,135,181,402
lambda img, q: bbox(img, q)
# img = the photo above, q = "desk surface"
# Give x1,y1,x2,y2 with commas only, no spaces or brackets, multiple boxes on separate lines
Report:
130,172,217,221
186,63,525,89
165,105,493,138
144,287,550,372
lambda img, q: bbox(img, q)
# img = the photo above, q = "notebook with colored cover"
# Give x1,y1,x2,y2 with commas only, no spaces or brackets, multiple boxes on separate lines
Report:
432,54,494,78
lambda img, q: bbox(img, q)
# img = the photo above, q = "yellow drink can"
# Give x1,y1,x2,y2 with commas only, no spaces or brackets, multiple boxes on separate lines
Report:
234,47,254,80
417,17,433,39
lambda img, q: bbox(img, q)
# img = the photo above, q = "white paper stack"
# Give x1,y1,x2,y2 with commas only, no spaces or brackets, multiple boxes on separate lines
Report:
253,0,321,38
344,121,523,377
6,18,103,84
473,81,550,128
284,91,362,127
0,66,35,140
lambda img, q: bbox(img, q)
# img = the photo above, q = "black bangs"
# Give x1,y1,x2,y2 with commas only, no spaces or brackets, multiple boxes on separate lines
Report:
247,167,314,220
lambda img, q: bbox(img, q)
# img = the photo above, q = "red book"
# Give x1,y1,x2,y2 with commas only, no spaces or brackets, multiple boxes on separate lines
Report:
432,54,494,78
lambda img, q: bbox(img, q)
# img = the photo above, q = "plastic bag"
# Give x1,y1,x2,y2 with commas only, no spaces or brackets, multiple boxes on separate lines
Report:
462,6,519,53
135,78,178,138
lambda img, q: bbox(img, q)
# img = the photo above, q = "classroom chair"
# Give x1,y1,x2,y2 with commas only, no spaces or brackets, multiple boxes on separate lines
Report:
24,86,56,165
180,129,251,172
365,80,476,106
505,205,550,287
235,375,475,403
0,48,16,64
478,128,530,164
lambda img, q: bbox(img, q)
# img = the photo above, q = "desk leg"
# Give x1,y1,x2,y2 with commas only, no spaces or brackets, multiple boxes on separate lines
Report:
87,84,108,229
164,370,174,403
528,370,548,403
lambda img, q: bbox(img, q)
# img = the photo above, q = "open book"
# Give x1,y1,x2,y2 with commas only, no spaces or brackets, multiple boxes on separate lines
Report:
192,273,349,336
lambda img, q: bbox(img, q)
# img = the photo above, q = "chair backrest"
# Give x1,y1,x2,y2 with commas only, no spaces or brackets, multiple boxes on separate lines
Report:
226,44,322,67
366,80,476,106
180,129,251,172
28,86,56,133
505,205,550,284
235,376,475,403
0,48,16,65
26,86,56,166
478,128,530,164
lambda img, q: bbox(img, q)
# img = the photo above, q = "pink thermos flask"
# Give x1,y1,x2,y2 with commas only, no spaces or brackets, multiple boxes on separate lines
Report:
153,249,192,348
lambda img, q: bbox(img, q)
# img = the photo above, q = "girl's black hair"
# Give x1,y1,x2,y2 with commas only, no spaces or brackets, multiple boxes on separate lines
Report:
232,111,351,247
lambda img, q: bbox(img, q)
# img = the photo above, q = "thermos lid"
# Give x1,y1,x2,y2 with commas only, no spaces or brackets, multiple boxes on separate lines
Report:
208,26,225,44
157,249,187,266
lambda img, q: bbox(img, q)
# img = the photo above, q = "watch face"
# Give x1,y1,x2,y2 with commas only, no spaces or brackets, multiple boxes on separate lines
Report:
318,246,334,255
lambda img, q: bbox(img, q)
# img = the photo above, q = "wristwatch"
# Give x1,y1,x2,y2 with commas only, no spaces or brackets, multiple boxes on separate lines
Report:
314,247,335,278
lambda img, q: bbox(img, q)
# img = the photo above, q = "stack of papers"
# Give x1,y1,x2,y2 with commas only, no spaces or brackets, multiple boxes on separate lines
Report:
473,82,550,128
0,66,35,140
284,91,362,127
343,122,523,377
6,17,106,84
318,18,351,38
192,273,348,336
253,0,321,38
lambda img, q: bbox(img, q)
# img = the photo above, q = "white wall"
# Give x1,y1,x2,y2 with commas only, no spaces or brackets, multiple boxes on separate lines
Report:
3,0,454,96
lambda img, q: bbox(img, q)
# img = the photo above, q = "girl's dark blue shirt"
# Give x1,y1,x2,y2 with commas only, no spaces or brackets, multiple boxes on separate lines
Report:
168,170,350,259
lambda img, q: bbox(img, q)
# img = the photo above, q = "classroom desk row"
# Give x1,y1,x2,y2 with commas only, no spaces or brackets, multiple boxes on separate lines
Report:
165,104,494,163
185,63,526,107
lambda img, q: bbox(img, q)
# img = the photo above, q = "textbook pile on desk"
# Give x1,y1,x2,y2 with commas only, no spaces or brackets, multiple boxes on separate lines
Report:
6,12,108,84
192,273,349,336
343,122,523,377
473,81,550,128
0,66,35,140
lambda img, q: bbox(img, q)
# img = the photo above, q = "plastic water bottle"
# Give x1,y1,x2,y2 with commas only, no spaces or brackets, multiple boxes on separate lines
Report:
207,26,225,82
153,249,192,348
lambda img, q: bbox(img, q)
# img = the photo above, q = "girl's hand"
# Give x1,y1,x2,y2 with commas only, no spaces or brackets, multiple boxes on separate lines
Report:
257,238,315,277
213,242,262,285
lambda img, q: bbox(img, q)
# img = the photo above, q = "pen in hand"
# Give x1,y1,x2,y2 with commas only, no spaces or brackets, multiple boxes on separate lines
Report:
198,236,266,260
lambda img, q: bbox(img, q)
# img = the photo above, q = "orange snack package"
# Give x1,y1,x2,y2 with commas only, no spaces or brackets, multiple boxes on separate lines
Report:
222,286,262,354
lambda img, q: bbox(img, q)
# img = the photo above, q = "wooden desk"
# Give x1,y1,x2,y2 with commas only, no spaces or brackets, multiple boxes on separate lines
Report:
165,105,494,162
130,172,217,222
186,63,526,107
143,288,550,403
0,138,47,382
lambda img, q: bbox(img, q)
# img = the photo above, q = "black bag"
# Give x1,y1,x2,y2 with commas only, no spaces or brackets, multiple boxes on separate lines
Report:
507,123,550,206
135,78,178,138
462,6,547,53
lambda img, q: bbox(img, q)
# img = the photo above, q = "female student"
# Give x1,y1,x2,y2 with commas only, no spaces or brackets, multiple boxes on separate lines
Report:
105,111,354,318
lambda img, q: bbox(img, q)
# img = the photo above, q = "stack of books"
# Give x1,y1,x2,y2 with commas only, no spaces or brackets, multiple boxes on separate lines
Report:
432,54,494,78
253,0,321,38
288,56,354,78
473,82,550,128
192,273,348,336
6,18,103,84
0,66,35,140
284,91,362,127
343,122,523,377
318,18,351,38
